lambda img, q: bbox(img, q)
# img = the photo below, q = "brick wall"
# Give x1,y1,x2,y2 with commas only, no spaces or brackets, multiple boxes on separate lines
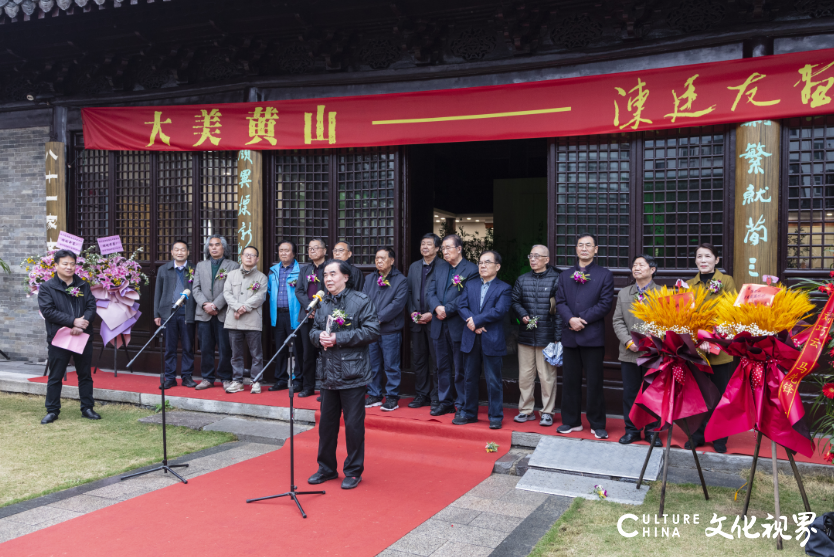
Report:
0,127,49,361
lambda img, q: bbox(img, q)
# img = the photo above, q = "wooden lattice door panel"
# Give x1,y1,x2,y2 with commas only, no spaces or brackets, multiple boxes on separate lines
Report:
200,151,238,256
785,116,834,272
115,151,152,260
272,150,330,263
642,126,728,269
157,152,193,260
73,144,110,251
337,147,399,266
553,135,632,269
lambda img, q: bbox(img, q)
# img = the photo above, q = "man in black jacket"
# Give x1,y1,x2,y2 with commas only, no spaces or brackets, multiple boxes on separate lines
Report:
38,250,99,424
291,237,328,395
308,260,381,490
332,241,365,292
406,233,440,409
554,234,615,439
362,247,408,411
511,245,563,427
153,240,198,389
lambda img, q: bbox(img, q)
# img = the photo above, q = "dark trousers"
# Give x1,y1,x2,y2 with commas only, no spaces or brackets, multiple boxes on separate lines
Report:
272,311,302,385
695,361,733,444
621,361,658,435
411,325,437,401
229,330,263,382
198,316,232,383
462,336,504,423
296,320,316,391
368,332,402,399
317,386,366,477
46,341,94,414
164,310,195,381
562,346,607,430
435,324,464,408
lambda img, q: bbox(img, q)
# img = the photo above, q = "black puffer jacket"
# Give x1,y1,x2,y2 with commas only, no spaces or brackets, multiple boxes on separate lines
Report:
310,288,381,390
511,266,563,347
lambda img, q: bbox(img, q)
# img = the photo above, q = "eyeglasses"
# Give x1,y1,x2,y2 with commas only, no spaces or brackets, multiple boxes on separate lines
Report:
242,253,257,258
478,261,495,267
577,243,595,248
527,254,547,260
308,246,323,252
332,248,347,254
441,246,457,252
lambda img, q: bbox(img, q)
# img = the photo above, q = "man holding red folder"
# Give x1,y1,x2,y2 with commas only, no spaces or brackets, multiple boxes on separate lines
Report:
38,249,98,424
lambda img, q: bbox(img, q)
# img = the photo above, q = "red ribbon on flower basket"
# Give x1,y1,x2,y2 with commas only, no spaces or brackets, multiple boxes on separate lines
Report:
628,331,721,434
698,330,815,457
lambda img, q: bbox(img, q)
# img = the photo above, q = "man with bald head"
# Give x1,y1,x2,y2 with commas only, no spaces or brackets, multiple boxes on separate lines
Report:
510,245,563,427
332,241,365,291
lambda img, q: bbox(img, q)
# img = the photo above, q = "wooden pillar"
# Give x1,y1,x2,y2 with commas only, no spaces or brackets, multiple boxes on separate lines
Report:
236,150,264,271
733,120,780,286
45,142,66,251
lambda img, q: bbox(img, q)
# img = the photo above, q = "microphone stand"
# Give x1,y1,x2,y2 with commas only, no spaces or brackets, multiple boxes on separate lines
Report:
121,301,189,484
246,308,324,517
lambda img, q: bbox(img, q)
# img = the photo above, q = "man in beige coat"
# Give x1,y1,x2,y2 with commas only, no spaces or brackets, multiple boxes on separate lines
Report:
223,246,268,394
612,254,661,446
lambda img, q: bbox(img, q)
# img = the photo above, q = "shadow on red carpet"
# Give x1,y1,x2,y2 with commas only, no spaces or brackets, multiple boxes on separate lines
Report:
31,370,830,465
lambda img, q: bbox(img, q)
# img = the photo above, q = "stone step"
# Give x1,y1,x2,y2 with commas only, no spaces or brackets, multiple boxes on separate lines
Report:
517,468,649,505
138,411,312,445
527,435,663,481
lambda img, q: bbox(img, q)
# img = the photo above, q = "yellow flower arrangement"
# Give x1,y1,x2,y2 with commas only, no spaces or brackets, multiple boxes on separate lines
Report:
714,287,814,338
630,285,720,345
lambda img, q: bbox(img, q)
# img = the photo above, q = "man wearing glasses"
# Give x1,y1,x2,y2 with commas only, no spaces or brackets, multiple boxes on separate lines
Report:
554,234,614,439
332,241,365,291
223,246,268,394
293,238,329,396
426,234,479,417
452,251,511,429
511,245,563,427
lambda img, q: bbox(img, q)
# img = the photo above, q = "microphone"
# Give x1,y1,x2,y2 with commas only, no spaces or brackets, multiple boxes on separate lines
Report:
306,291,325,311
172,289,191,309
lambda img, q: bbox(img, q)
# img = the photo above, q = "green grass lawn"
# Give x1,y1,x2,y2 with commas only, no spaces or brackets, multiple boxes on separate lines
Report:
0,392,235,507
531,469,834,557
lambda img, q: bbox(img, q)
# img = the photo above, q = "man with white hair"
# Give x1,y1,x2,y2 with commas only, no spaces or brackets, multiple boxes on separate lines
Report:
192,234,240,390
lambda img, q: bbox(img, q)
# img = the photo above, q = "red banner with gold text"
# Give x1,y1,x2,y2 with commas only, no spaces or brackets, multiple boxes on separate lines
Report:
82,48,834,151
779,294,834,424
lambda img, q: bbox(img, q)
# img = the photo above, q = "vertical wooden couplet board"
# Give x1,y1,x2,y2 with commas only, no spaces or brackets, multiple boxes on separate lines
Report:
733,121,780,286
236,150,264,271
45,142,66,251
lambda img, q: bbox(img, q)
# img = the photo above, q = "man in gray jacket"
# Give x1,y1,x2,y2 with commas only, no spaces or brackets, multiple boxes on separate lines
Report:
223,246,268,394
192,235,239,390
612,254,661,446
153,240,198,389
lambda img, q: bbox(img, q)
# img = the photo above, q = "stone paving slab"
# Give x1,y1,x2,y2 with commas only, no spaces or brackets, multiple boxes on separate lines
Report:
203,416,302,439
528,435,663,481
517,468,649,505
138,410,228,429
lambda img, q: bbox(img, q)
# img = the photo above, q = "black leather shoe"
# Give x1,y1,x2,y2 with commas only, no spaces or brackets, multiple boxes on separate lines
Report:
81,409,101,420
341,476,362,489
408,396,430,409
713,440,727,454
653,435,663,447
41,412,59,424
308,470,338,484
684,436,705,450
297,389,315,398
292,382,302,392
181,376,197,388
269,382,288,392
489,421,503,430
452,415,478,425
619,432,641,445
159,379,177,390
430,404,454,416
316,395,321,402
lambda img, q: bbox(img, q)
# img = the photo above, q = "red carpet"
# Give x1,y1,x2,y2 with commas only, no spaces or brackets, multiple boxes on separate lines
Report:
0,414,511,557
31,370,830,465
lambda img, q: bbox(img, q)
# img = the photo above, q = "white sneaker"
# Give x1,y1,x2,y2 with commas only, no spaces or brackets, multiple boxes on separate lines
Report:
250,382,261,394
225,381,244,393
222,381,231,390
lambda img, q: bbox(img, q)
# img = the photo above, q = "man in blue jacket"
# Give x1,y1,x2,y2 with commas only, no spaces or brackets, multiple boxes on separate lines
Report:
453,250,511,429
267,240,302,391
426,234,479,417
362,247,408,411
554,234,615,439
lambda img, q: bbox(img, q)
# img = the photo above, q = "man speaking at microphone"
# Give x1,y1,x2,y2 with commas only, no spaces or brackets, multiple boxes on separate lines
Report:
308,260,380,490
154,240,198,389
